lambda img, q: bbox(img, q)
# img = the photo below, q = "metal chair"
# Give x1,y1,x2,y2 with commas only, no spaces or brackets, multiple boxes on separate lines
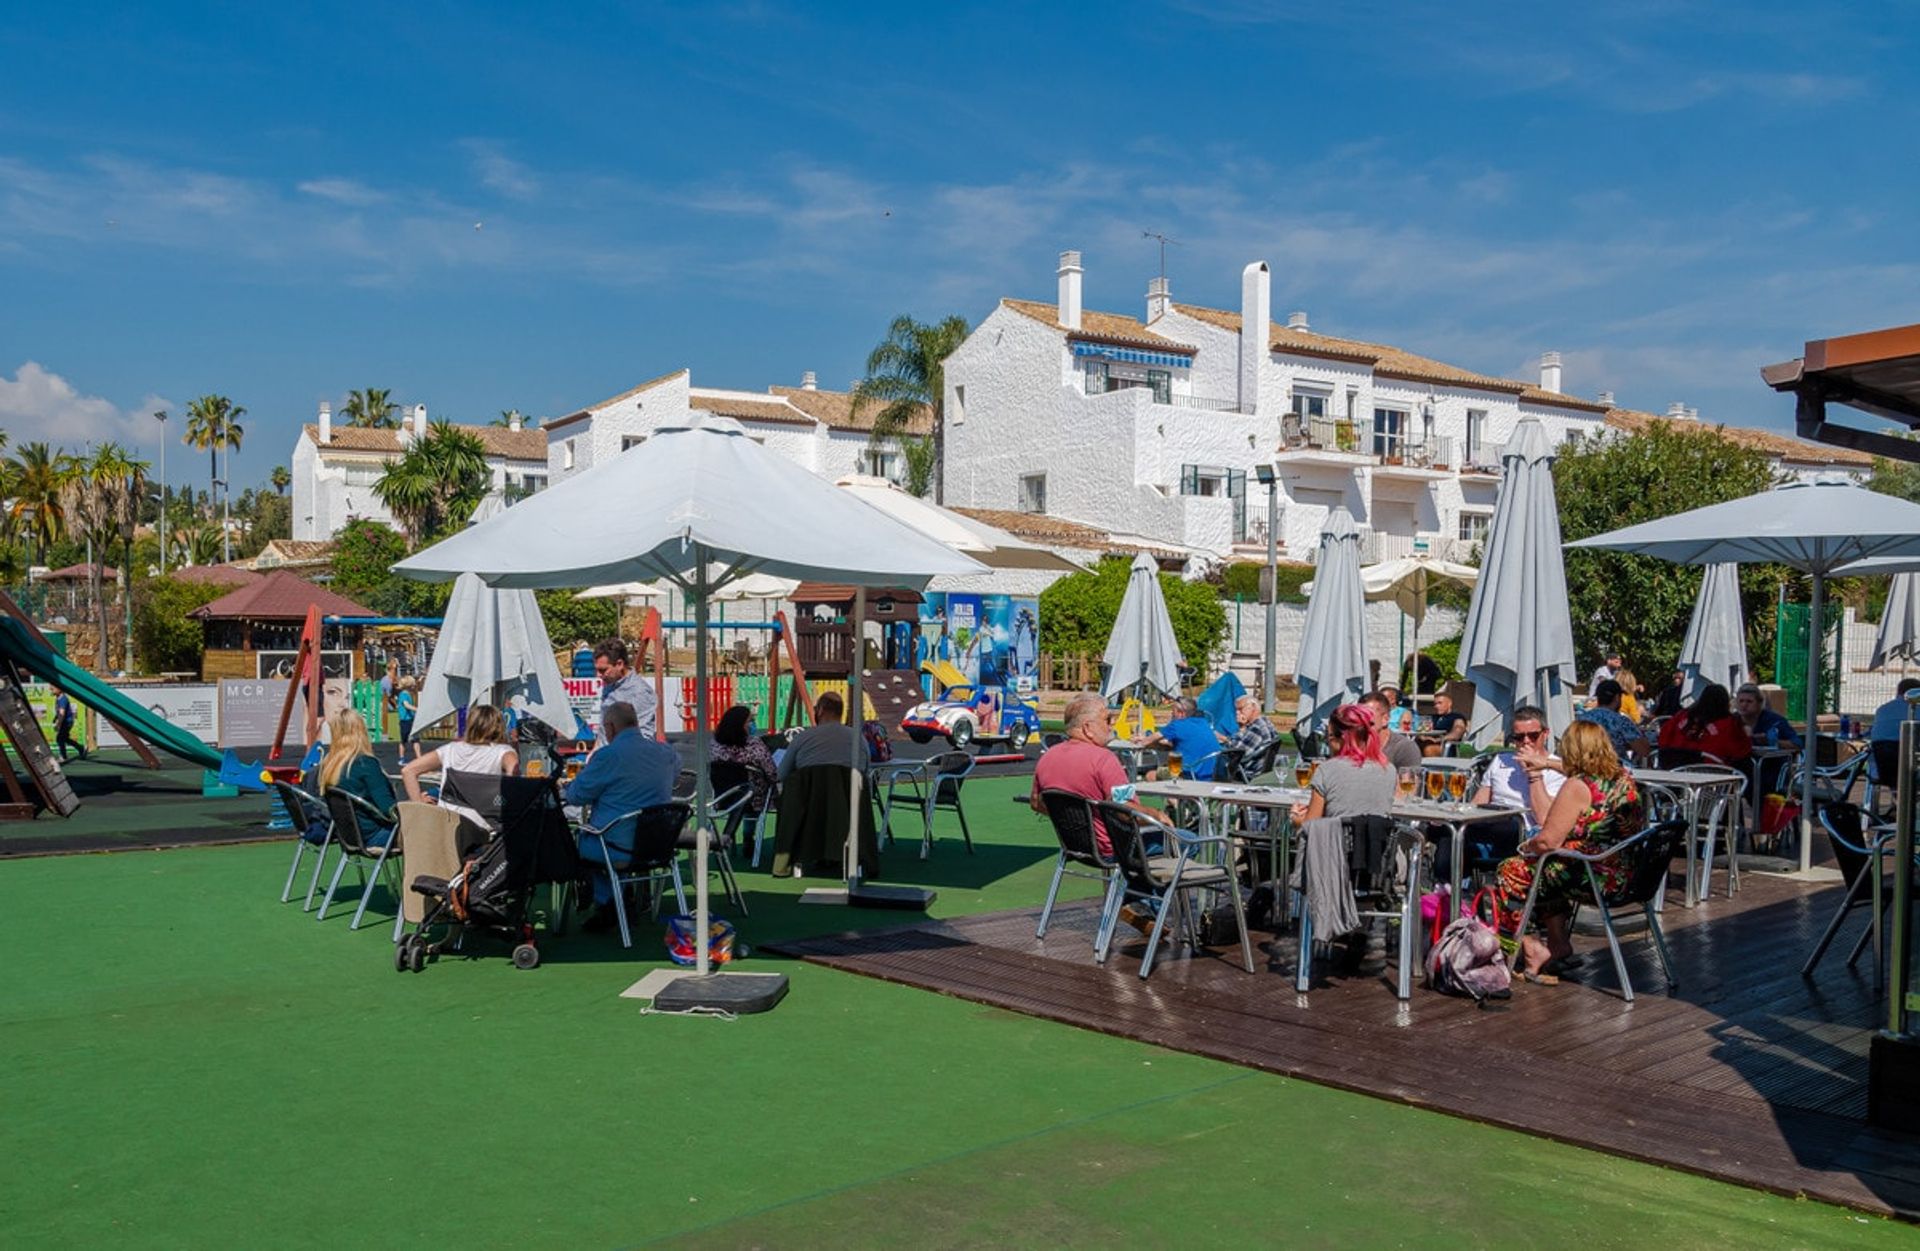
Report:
317,789,404,936
576,802,691,949
672,769,699,801
1039,732,1069,751
1803,802,1892,987
709,760,776,870
1035,789,1121,958
1783,749,1868,812
273,781,332,909
1506,819,1689,1003
1293,814,1426,1000
880,751,975,858
1671,763,1747,900
1097,801,1253,980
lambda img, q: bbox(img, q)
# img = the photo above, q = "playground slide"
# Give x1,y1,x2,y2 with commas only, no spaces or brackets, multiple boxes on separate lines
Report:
919,658,973,696
0,618,225,771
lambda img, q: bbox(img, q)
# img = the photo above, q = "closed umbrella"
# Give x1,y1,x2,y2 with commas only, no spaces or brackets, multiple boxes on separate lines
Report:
1294,508,1368,732
1866,571,1920,671
1459,418,1577,746
396,413,983,983
414,495,580,740
1102,552,1182,701
1677,563,1749,698
1570,477,1920,871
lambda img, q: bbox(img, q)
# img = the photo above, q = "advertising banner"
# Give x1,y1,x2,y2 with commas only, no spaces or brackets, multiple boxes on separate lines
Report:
220,679,295,748
917,593,1040,693
97,684,220,749
256,650,354,681
20,683,86,749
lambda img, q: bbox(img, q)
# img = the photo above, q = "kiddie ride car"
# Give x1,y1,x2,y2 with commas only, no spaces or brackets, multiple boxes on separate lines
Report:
899,681,1040,749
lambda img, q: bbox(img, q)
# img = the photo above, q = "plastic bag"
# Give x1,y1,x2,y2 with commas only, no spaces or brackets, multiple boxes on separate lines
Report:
664,914,737,966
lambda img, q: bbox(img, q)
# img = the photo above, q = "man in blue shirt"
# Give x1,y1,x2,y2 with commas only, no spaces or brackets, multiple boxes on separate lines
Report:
1869,678,1920,787
1578,680,1649,763
1145,697,1224,779
565,701,677,924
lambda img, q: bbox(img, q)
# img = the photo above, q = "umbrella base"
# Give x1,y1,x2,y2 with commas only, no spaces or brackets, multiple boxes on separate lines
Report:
650,971,790,1016
798,884,938,910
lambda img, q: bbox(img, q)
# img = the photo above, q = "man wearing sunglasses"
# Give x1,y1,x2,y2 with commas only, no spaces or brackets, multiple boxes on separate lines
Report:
1472,705,1564,832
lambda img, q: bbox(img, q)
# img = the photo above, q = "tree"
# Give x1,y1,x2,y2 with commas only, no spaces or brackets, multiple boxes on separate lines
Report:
535,589,617,644
182,395,244,518
1556,424,1784,680
1038,555,1228,675
342,388,399,429
898,436,936,498
59,443,148,673
132,576,226,675
491,408,534,428
270,464,290,495
373,421,491,542
3,441,69,562
330,519,410,605
850,314,969,504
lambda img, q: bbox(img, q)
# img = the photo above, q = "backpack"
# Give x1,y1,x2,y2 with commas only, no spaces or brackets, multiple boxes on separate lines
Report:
1427,889,1513,1004
861,719,894,764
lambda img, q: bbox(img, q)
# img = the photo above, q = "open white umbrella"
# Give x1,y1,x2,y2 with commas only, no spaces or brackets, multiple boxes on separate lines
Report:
1460,419,1577,746
1677,563,1748,698
1570,477,1920,871
834,475,1081,572
575,571,799,603
396,413,983,985
1102,552,1182,701
414,495,580,739
1294,508,1368,732
1357,554,1477,700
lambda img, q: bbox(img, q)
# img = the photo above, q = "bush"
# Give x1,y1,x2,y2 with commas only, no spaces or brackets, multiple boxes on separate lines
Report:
330,519,409,606
1219,561,1314,605
1041,556,1227,671
132,577,226,674
536,589,618,646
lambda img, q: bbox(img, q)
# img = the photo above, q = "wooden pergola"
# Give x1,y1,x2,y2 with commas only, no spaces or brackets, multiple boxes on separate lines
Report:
1764,321,1920,461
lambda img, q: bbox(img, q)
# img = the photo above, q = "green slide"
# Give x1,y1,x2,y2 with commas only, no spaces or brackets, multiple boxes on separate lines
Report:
0,618,225,771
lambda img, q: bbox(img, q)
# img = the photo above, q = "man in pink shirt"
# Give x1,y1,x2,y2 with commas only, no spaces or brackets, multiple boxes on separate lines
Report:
1031,692,1158,855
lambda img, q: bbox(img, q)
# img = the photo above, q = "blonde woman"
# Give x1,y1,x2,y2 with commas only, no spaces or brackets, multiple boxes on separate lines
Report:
402,703,518,829
305,709,398,845
1615,669,1643,723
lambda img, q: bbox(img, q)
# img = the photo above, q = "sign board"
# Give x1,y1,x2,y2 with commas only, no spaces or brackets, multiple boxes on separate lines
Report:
256,650,354,681
564,677,601,738
20,683,85,749
221,679,295,748
97,683,220,750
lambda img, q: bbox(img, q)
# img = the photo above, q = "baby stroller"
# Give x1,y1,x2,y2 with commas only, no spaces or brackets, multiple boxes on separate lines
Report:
398,772,582,972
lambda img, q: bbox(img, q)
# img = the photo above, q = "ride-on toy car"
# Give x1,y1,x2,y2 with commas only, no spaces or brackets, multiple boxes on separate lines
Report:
900,680,1040,749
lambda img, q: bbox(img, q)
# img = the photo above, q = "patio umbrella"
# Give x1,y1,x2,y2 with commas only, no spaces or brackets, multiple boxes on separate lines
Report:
574,571,799,603
1677,563,1749,698
1569,476,1920,871
1102,552,1182,701
1355,553,1478,701
1459,418,1577,746
1868,571,1920,671
1294,508,1368,732
414,495,581,740
833,476,1082,573
396,412,983,976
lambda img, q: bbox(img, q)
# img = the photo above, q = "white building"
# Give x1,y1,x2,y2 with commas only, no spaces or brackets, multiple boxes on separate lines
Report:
943,251,1866,563
540,369,930,486
291,403,551,541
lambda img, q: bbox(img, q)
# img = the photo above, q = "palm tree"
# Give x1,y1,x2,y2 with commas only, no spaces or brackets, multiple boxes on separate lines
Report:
342,388,399,429
4,442,70,565
849,314,970,502
183,395,245,515
374,422,492,543
270,465,290,495
490,408,533,428
59,443,147,672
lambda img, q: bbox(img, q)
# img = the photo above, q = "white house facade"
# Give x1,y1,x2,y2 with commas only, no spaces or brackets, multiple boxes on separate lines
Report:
943,251,1868,564
291,403,551,541
539,369,931,488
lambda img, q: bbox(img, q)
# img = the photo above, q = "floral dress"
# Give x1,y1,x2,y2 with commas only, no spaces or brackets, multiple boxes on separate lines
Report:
1496,773,1643,928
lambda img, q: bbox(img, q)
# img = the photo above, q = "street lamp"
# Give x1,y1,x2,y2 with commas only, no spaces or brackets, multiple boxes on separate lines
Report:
1253,462,1279,715
153,410,168,575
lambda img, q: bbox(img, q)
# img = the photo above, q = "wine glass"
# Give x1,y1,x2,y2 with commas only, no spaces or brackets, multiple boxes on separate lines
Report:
1447,769,1469,809
1396,768,1417,801
1424,770,1445,803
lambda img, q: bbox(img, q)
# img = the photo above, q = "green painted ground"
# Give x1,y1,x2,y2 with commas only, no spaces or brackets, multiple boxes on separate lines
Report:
2,776,1912,1248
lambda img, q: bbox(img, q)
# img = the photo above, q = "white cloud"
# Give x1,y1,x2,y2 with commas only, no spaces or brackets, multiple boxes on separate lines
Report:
296,177,388,206
0,363,170,450
461,140,540,200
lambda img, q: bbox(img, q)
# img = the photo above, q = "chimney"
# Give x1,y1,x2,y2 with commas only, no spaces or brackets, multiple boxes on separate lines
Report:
1145,275,1171,322
1286,310,1310,332
801,370,818,391
1239,261,1271,415
1057,250,1083,330
508,412,522,432
1667,402,1689,419
1540,351,1563,394
317,400,332,444
412,403,428,439
1688,407,1700,422
1597,390,1614,406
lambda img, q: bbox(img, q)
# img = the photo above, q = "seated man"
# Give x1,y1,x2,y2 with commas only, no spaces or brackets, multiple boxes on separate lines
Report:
1472,705,1565,833
1229,694,1279,765
564,701,677,929
1375,684,1415,733
1360,690,1424,771
1030,692,1164,856
1650,668,1688,719
1416,690,1468,757
1869,677,1920,790
1578,679,1650,764
777,691,869,782
1143,696,1224,780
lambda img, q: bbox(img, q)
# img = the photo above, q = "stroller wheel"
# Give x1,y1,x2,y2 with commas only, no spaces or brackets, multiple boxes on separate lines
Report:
408,940,427,973
512,943,541,970
394,939,411,973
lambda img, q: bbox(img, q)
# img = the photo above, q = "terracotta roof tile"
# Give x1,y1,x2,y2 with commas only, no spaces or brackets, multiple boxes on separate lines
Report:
951,508,1186,560
1002,299,1198,354
40,562,120,581
687,392,816,426
189,570,377,621
170,564,264,588
545,369,689,430
303,423,547,460
1602,407,1874,468
768,385,934,436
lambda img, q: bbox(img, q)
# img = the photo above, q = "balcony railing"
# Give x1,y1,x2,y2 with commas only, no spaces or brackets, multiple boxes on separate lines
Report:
1161,391,1240,412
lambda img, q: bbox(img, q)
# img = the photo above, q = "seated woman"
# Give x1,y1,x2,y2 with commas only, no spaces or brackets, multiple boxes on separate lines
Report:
1655,682,1751,766
402,703,519,832
306,708,398,846
1615,669,1644,723
1290,703,1396,823
710,704,778,811
1495,721,1643,983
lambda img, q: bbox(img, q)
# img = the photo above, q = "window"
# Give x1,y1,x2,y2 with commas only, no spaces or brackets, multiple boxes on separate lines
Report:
1458,510,1491,545
1373,407,1408,457
864,448,903,481
1019,473,1047,514
342,464,382,487
952,384,966,424
1291,390,1328,420
1083,360,1108,395
563,439,576,471
520,474,547,494
1465,409,1486,461
621,434,647,451
1147,368,1171,404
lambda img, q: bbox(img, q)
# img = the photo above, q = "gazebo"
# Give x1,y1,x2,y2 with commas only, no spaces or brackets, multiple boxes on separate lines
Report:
188,570,375,682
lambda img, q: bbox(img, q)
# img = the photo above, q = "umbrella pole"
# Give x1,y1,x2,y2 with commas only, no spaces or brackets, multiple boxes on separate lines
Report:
694,558,714,976
847,585,866,889
1801,571,1824,873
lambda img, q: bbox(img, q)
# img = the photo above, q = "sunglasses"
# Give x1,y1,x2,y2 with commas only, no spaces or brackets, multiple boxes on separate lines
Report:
1512,730,1545,743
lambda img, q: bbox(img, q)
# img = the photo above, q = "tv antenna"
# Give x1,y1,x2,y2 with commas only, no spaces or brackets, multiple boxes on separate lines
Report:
1142,230,1180,280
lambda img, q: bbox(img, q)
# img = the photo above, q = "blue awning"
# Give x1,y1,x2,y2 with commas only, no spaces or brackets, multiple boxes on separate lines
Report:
1070,341,1193,370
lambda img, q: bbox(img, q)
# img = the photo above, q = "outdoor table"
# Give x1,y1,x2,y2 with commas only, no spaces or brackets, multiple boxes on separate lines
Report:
1136,779,1309,926
1391,798,1523,923
1627,766,1743,907
1414,756,1476,771
1107,739,1163,781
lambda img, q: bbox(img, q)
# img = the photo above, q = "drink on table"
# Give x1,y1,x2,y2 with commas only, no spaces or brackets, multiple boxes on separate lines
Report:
1447,770,1469,807
1167,752,1184,780
1294,761,1314,788
1397,768,1417,800
1424,770,1445,803
524,757,548,779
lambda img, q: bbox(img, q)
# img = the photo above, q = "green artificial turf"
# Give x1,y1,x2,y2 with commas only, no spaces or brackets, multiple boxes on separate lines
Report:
1,777,1911,1248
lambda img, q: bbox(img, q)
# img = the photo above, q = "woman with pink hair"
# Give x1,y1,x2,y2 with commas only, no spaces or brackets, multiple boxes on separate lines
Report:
1290,703,1396,824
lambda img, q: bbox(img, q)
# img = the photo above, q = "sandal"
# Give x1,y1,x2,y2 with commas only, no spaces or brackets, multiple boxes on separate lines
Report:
1519,969,1560,986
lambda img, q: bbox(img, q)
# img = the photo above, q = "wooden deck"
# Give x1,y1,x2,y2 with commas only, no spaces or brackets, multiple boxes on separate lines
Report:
774,866,1920,1219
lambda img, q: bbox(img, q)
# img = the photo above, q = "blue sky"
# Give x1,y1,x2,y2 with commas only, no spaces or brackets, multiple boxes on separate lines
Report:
1,1,1914,486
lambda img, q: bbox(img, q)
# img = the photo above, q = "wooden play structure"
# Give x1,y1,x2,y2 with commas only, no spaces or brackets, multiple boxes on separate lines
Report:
788,584,923,725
